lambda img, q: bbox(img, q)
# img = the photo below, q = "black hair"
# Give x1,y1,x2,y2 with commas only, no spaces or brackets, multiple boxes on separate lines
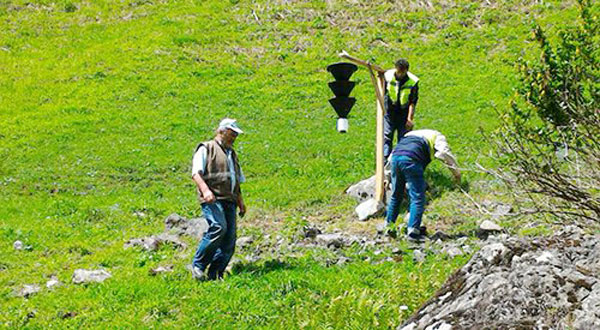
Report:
395,59,409,70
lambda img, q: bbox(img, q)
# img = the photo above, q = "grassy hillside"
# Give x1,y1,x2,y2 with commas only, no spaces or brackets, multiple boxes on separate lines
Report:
0,0,583,327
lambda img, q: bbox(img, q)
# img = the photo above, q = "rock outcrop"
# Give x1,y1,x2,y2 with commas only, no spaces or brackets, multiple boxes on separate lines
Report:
399,226,600,329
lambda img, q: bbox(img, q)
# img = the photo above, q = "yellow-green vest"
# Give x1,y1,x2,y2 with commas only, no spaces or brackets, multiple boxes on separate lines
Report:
384,70,419,106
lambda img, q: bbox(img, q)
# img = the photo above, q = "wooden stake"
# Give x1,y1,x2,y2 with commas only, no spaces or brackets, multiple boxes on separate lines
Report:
340,50,387,203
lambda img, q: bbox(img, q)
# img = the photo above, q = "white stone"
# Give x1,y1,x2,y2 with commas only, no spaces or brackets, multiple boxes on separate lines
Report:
72,269,112,284
355,198,384,221
46,277,62,289
17,284,41,298
13,240,23,250
480,220,502,231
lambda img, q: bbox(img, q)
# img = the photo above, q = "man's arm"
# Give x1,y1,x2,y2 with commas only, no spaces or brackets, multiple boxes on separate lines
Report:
433,134,461,183
237,192,246,217
405,84,419,130
192,173,215,203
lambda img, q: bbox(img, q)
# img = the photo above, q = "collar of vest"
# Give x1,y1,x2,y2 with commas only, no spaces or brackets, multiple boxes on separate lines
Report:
385,69,419,84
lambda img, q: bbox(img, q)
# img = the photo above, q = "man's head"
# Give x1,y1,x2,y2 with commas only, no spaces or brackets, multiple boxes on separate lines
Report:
394,59,409,79
216,118,243,148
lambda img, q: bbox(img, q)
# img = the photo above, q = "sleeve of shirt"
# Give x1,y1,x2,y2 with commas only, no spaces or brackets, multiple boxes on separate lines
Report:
433,134,460,178
191,146,207,177
410,83,419,106
238,166,245,184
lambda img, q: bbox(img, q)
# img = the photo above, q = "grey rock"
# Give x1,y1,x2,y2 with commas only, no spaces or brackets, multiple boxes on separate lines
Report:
303,225,321,239
444,246,463,258
72,269,112,284
13,240,23,250
413,250,426,263
430,231,451,241
124,233,186,251
164,213,208,239
149,265,173,276
46,276,62,289
336,257,352,266
479,220,502,232
316,233,344,248
491,203,512,217
397,232,600,329
478,243,508,265
346,175,391,203
17,284,41,298
355,198,385,221
236,236,254,248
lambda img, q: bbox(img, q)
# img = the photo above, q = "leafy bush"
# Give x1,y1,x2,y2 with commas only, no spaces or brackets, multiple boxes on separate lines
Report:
493,0,600,221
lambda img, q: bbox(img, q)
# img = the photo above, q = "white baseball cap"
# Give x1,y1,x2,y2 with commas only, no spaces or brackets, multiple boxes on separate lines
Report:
218,118,243,134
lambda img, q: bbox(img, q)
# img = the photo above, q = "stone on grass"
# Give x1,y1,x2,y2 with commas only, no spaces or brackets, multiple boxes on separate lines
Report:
17,284,41,298
303,225,322,239
13,240,23,250
413,250,426,263
355,198,384,221
479,220,502,232
164,213,208,239
72,269,112,284
46,276,62,289
124,233,186,251
149,265,173,276
316,233,344,248
492,203,512,217
345,175,377,202
236,236,254,249
443,246,463,258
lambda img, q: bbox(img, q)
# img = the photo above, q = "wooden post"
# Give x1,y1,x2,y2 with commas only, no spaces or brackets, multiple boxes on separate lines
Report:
339,50,387,203
375,74,385,203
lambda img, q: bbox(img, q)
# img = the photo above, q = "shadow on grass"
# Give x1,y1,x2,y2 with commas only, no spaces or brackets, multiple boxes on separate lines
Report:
230,258,296,276
424,169,470,200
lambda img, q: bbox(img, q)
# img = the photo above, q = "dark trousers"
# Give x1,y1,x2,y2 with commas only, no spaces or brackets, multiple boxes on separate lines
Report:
383,108,408,162
192,200,237,279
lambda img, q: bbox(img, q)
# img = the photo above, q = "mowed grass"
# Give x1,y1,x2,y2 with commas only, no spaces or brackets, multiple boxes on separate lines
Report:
0,0,583,328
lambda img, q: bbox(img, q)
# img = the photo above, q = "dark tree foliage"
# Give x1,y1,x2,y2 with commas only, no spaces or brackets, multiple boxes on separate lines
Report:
493,0,600,221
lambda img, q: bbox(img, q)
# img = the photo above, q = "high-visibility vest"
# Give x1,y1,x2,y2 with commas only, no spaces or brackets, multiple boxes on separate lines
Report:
384,70,419,106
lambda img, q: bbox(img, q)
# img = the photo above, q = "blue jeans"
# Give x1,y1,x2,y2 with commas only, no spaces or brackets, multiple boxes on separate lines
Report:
385,155,426,233
383,109,408,161
192,200,237,279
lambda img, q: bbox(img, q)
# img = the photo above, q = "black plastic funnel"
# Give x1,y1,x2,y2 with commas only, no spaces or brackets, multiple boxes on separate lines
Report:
328,97,356,118
328,81,355,97
327,62,358,81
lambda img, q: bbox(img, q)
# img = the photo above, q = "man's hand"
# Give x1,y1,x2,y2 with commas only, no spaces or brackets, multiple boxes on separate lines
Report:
238,197,246,218
201,188,216,203
405,119,414,131
453,172,462,185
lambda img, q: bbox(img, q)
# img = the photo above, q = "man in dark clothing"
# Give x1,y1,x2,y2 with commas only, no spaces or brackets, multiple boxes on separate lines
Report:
190,118,246,281
385,129,461,242
383,59,419,163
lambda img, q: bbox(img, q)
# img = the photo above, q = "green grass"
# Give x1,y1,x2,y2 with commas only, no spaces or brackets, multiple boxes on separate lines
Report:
0,0,588,327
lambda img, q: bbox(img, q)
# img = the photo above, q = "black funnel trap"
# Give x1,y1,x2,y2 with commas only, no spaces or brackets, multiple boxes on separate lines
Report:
328,81,355,97
327,62,358,81
328,97,356,118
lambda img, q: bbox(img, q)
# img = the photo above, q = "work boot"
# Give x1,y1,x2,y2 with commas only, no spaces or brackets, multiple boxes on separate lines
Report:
191,266,208,282
406,232,425,243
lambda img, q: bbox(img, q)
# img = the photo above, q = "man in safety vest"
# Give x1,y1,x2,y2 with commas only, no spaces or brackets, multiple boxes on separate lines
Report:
190,118,247,281
383,59,419,163
385,129,461,242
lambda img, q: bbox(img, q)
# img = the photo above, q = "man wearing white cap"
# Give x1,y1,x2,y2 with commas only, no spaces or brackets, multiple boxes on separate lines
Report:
190,118,246,281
